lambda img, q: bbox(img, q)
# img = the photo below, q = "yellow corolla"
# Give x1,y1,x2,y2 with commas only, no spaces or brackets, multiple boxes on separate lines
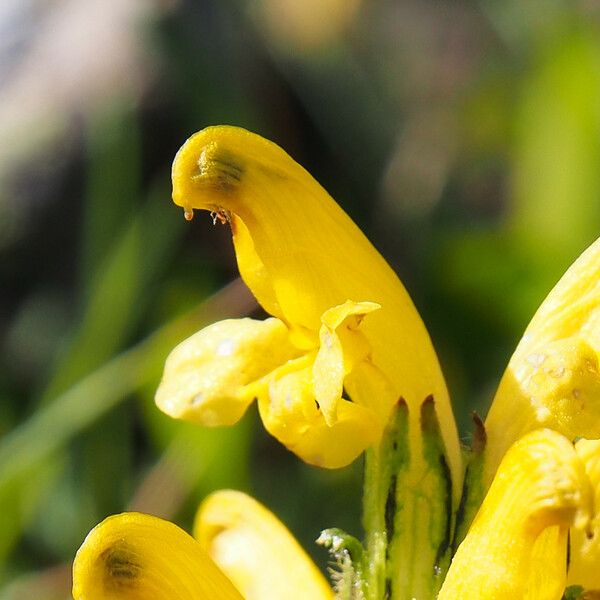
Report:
72,490,333,600
484,236,600,484
440,236,600,599
156,125,462,489
439,429,593,599
74,126,600,600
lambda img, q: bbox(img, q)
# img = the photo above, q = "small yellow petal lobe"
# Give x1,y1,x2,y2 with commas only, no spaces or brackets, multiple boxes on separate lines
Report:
195,490,334,600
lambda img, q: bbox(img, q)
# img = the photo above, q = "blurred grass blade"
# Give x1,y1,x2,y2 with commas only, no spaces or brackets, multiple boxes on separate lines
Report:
81,102,140,287
0,280,256,505
510,26,600,270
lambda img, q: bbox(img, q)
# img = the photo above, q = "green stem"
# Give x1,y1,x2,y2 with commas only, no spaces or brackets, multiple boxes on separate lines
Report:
362,443,387,600
361,397,454,600
362,400,410,600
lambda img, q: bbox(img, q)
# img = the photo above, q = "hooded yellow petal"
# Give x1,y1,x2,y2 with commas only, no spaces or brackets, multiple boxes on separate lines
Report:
194,490,334,600
156,317,299,426
438,429,591,600
171,125,461,486
72,512,243,600
258,360,381,468
568,438,600,590
484,237,600,484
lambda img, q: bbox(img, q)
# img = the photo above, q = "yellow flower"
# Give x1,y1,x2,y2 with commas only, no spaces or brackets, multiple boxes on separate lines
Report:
484,235,600,484
150,126,600,598
439,429,594,599
72,490,334,600
440,236,600,599
156,125,462,491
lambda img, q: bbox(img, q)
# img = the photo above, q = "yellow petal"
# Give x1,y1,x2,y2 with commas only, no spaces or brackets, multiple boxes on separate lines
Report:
156,317,298,426
343,359,399,422
72,512,243,600
438,429,591,600
568,438,600,589
313,300,380,426
194,490,334,600
484,236,600,483
526,526,569,600
172,126,461,486
258,360,381,467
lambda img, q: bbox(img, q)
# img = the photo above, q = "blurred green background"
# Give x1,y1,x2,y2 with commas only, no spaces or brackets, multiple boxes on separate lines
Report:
1,0,600,597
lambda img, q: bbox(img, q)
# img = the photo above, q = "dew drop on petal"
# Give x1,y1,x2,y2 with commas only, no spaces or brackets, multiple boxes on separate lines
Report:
526,353,546,367
217,339,235,356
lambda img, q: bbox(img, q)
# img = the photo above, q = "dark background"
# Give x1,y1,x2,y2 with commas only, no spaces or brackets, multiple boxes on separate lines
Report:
1,1,600,597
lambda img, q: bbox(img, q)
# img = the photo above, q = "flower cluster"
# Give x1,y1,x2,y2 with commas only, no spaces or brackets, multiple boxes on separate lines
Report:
72,126,600,600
